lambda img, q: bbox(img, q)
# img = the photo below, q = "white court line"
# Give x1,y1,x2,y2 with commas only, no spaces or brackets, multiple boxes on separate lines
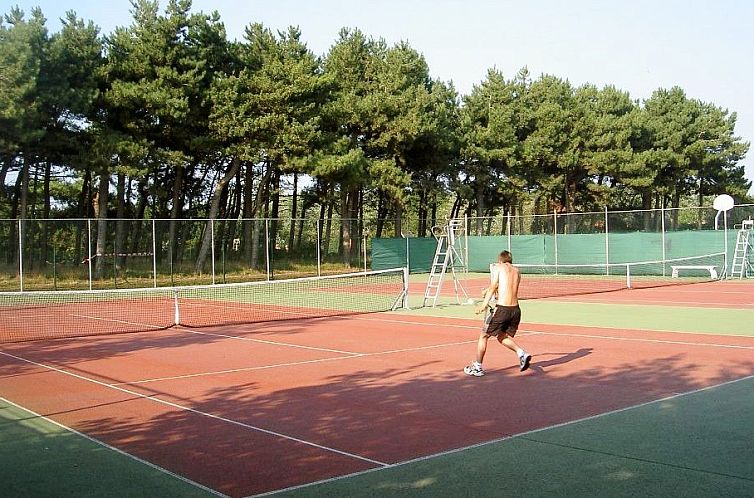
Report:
70,314,165,329
179,328,360,355
0,396,228,498
0,349,389,467
253,373,754,498
115,317,754,386
115,338,477,386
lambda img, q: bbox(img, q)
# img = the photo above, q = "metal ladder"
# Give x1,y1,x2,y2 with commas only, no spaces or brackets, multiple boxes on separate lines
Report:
730,219,753,279
423,219,468,307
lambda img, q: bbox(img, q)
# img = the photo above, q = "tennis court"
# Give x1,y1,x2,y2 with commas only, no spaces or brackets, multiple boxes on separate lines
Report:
1,269,753,497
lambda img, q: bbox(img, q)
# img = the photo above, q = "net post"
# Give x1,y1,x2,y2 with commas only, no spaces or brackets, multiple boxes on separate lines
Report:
401,266,410,309
173,288,180,326
626,263,632,289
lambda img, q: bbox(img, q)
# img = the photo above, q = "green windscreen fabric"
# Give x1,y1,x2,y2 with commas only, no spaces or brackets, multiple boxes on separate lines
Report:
371,237,437,272
372,229,732,273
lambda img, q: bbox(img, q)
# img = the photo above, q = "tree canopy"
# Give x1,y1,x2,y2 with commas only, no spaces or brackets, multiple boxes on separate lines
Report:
1,1,751,268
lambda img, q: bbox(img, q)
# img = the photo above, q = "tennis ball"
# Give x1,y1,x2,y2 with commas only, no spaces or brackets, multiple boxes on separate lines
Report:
466,298,475,305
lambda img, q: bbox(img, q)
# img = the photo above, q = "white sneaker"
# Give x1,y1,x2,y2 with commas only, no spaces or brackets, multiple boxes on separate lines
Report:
519,354,532,372
464,364,485,377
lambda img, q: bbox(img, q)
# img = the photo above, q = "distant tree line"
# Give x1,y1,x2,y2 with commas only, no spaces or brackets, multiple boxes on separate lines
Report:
1,0,751,272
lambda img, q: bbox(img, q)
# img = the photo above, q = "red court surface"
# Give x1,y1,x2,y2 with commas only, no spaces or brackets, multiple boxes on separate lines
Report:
2,312,754,496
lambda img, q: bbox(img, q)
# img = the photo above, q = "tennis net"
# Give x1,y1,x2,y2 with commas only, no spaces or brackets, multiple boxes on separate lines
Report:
512,253,725,299
0,268,408,343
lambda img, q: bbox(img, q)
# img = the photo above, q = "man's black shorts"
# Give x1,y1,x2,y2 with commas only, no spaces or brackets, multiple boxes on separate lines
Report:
484,305,521,337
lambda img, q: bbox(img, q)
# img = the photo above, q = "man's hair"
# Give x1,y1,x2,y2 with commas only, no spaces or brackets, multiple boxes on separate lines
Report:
499,250,513,263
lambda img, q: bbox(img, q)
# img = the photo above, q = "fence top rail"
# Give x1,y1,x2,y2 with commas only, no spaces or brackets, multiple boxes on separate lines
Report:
2,203,752,223
0,217,366,223
461,204,754,220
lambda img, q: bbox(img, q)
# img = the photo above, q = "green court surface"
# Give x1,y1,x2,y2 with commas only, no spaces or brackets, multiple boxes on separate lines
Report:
272,375,754,498
400,298,754,336
0,399,218,498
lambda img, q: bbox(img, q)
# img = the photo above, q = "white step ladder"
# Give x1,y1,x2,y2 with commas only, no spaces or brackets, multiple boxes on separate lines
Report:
423,219,468,307
730,219,753,279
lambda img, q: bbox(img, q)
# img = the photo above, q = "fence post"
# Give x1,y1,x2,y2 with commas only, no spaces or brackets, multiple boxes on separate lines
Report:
152,219,157,288
211,219,216,285
604,206,610,274
553,210,558,270
507,211,511,252
87,218,93,290
316,218,321,277
661,205,667,276
464,214,469,271
18,219,23,292
265,218,271,281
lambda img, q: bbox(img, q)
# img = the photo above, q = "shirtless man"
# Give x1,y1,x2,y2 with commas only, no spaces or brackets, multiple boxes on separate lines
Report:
464,250,532,376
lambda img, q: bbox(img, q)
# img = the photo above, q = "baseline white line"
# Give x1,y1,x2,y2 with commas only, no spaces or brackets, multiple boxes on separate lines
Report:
253,373,754,498
0,350,388,467
526,330,754,350
0,396,228,498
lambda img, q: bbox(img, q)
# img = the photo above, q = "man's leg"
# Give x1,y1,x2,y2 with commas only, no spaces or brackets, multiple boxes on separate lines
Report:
497,334,532,371
464,333,491,376
476,332,491,363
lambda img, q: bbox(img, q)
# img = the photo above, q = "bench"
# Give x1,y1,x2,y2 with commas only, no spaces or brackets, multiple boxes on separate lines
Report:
671,265,718,279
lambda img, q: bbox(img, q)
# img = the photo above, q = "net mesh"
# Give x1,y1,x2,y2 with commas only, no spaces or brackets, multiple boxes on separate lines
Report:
514,253,725,299
0,268,407,343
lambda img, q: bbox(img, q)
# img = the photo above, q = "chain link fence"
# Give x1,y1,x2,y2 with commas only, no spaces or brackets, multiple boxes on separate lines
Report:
2,204,752,290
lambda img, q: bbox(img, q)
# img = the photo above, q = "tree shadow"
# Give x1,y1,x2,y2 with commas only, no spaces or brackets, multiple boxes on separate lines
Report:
2,324,754,497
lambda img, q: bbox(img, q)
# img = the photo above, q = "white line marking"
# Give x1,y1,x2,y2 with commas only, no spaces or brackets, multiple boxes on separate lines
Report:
70,314,165,329
0,350,388,467
178,328,360,355
252,373,754,497
369,313,754,341
0,396,228,497
116,339,477,385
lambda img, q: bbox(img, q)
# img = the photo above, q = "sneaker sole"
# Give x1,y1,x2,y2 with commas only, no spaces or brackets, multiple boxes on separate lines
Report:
520,355,532,372
464,368,484,377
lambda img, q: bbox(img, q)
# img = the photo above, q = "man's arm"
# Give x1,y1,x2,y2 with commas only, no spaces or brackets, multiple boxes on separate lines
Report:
475,271,498,315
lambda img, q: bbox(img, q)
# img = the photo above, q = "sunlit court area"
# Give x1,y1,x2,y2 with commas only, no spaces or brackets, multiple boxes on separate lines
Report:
4,1,754,497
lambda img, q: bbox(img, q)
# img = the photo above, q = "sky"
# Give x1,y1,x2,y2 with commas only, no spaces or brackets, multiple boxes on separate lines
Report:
7,0,754,193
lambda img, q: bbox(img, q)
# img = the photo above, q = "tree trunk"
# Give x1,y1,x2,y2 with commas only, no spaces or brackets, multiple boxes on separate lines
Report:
75,168,92,265
196,157,242,273
168,163,185,266
115,172,127,272
94,170,109,280
42,160,51,265
0,154,13,200
243,161,255,265
288,172,298,252
250,162,274,271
